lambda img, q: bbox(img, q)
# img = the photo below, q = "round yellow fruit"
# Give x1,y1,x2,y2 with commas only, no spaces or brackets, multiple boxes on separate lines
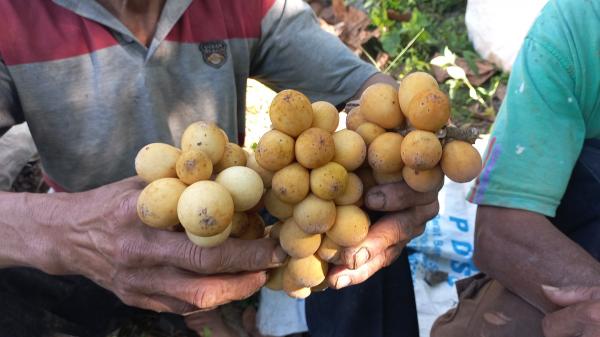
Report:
334,173,363,205
311,101,339,133
255,130,295,171
137,178,187,229
406,88,450,132
402,165,444,192
269,89,313,137
355,122,386,145
310,162,349,200
175,149,213,185
360,83,404,129
287,255,328,288
214,142,247,173
280,218,322,258
346,106,367,131
293,194,336,234
368,132,405,173
246,150,274,188
327,205,370,247
135,143,181,183
271,163,310,204
215,166,264,212
229,212,249,238
317,235,342,262
400,130,442,170
283,268,312,299
237,213,266,240
398,71,439,113
264,189,294,220
185,222,232,248
180,121,227,164
265,265,286,291
373,169,404,185
332,129,367,171
177,181,234,236
441,140,483,183
295,128,335,169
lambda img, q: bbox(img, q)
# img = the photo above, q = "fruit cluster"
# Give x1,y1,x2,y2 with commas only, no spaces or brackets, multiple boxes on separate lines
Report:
134,122,267,247
133,71,483,299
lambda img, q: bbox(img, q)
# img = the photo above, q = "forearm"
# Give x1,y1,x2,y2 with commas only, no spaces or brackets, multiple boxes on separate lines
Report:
474,206,600,313
0,191,67,273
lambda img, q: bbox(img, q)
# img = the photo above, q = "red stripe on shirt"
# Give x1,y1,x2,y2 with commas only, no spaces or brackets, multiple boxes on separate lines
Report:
0,1,118,66
165,0,276,42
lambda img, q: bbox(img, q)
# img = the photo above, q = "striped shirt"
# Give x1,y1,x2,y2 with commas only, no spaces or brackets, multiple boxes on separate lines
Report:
0,0,376,191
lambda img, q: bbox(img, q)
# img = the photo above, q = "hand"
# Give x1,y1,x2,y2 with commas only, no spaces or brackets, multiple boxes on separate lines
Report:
542,285,600,337
43,177,287,314
327,181,439,289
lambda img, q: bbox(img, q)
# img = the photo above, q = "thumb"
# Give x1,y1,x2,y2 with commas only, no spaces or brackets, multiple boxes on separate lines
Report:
542,285,600,307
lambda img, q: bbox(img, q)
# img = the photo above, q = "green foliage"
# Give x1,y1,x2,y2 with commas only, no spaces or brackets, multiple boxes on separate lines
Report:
360,0,508,129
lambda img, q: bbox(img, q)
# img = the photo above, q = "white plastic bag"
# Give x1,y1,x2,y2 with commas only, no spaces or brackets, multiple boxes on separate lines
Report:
466,0,548,71
0,123,37,191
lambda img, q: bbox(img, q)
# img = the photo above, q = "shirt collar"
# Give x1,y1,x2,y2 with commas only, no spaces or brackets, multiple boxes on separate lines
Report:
52,0,193,55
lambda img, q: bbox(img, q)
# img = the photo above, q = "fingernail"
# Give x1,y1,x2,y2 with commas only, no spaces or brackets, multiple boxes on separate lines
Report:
272,246,288,265
366,191,385,209
353,248,370,269
335,275,351,289
542,284,559,292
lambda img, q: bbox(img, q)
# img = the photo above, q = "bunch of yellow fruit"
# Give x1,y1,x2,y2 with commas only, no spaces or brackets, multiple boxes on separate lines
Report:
133,71,483,299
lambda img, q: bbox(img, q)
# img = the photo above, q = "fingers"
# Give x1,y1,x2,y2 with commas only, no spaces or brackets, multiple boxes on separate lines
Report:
327,246,401,289
542,304,585,337
122,293,197,314
336,201,438,269
138,232,287,273
543,285,600,307
365,182,438,212
128,267,268,310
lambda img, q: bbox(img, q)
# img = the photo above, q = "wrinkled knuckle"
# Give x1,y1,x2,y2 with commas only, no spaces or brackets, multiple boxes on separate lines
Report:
114,237,139,266
391,215,409,242
185,243,206,272
194,287,217,309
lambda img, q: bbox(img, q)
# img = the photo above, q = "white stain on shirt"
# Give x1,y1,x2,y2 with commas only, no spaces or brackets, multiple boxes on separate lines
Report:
568,97,574,103
519,82,525,93
515,145,525,155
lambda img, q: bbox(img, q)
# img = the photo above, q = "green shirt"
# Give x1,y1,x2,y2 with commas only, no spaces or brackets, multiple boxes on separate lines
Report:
468,0,600,216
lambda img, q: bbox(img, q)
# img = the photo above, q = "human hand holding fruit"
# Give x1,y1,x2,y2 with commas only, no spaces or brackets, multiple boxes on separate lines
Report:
52,177,286,314
131,72,482,299
327,182,439,289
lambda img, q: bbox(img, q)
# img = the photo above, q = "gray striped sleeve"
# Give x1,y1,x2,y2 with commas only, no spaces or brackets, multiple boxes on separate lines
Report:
0,60,24,137
251,0,377,105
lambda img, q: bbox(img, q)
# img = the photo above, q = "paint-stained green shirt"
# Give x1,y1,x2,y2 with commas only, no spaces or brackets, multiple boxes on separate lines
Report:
468,0,600,216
